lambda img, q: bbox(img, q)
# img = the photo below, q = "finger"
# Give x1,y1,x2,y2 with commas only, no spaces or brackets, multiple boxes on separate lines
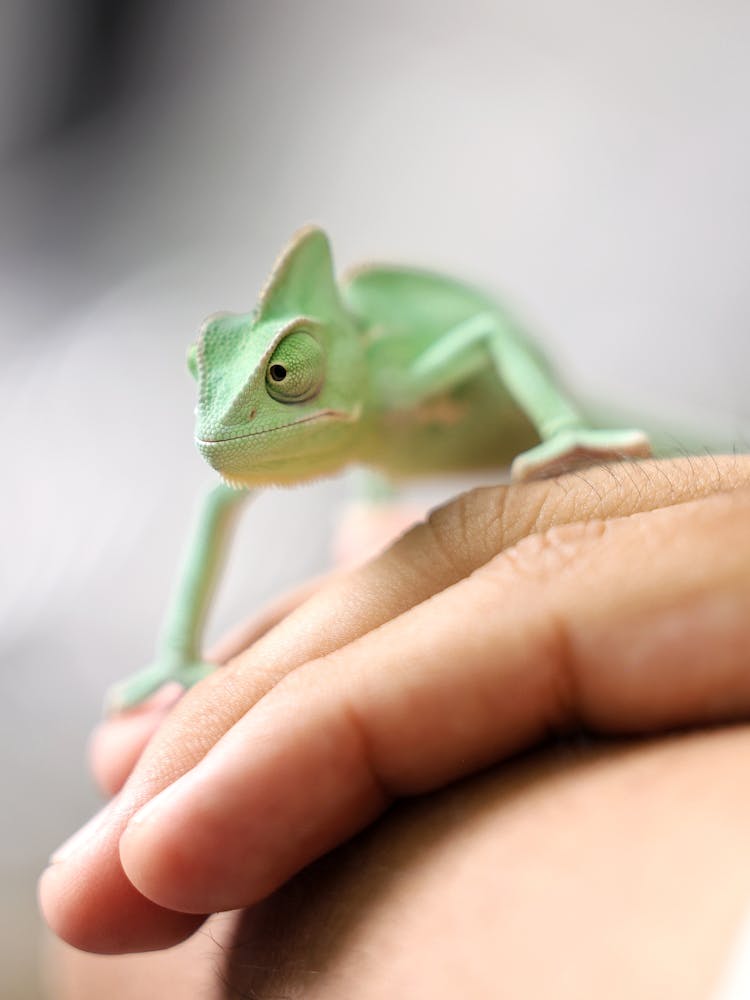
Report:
40,456,750,952
205,571,337,664
39,794,205,953
118,486,750,914
89,684,185,796
92,574,340,795
92,575,336,795
210,498,425,662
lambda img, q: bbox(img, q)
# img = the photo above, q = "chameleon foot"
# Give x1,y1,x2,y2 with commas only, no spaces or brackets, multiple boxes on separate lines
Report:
105,659,217,715
511,428,652,482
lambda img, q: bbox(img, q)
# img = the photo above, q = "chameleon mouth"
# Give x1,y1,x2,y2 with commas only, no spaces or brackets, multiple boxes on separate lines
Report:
196,406,360,447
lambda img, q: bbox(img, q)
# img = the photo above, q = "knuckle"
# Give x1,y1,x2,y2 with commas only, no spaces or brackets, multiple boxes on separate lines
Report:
486,518,609,585
423,488,483,571
424,481,550,569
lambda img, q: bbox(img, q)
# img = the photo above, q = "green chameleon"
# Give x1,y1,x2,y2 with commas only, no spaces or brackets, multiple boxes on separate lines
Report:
107,225,650,712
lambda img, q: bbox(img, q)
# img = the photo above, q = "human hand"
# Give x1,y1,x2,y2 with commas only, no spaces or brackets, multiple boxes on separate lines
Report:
88,499,426,796
39,456,750,954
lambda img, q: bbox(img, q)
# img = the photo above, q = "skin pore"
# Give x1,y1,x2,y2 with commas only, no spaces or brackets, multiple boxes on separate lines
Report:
41,455,750,997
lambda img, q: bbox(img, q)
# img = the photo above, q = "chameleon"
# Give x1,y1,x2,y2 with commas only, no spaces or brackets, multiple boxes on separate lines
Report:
107,225,651,712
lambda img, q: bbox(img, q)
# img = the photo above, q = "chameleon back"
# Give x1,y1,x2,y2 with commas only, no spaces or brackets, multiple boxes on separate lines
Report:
343,265,541,476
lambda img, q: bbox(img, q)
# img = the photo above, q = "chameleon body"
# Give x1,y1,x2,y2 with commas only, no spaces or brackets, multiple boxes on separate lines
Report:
108,226,650,711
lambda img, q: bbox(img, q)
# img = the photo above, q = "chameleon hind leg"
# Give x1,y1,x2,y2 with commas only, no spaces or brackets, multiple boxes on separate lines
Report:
106,482,252,713
408,311,650,481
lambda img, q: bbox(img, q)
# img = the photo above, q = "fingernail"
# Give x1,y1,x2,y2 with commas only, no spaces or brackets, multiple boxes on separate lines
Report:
48,801,114,865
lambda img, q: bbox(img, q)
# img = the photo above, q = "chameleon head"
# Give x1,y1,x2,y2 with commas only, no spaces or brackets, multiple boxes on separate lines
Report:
190,227,367,486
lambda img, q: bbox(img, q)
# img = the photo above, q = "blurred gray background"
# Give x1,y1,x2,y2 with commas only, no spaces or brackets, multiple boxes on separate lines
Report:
2,1,750,996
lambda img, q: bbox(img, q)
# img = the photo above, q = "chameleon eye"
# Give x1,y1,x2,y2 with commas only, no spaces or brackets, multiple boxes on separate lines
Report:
265,331,324,403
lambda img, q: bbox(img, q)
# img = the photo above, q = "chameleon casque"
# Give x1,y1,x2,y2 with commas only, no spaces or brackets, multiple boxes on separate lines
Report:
108,225,651,711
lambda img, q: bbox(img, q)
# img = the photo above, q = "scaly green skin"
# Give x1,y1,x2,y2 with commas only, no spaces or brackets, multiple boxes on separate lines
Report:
107,226,650,712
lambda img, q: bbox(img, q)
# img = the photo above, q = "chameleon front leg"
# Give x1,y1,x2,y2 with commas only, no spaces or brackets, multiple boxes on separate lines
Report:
408,312,650,480
106,482,252,713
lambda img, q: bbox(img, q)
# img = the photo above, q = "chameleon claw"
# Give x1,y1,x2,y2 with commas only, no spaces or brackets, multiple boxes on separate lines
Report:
105,660,217,715
511,429,652,482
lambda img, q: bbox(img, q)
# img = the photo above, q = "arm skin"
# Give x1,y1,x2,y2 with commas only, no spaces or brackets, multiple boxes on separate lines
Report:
39,456,750,956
